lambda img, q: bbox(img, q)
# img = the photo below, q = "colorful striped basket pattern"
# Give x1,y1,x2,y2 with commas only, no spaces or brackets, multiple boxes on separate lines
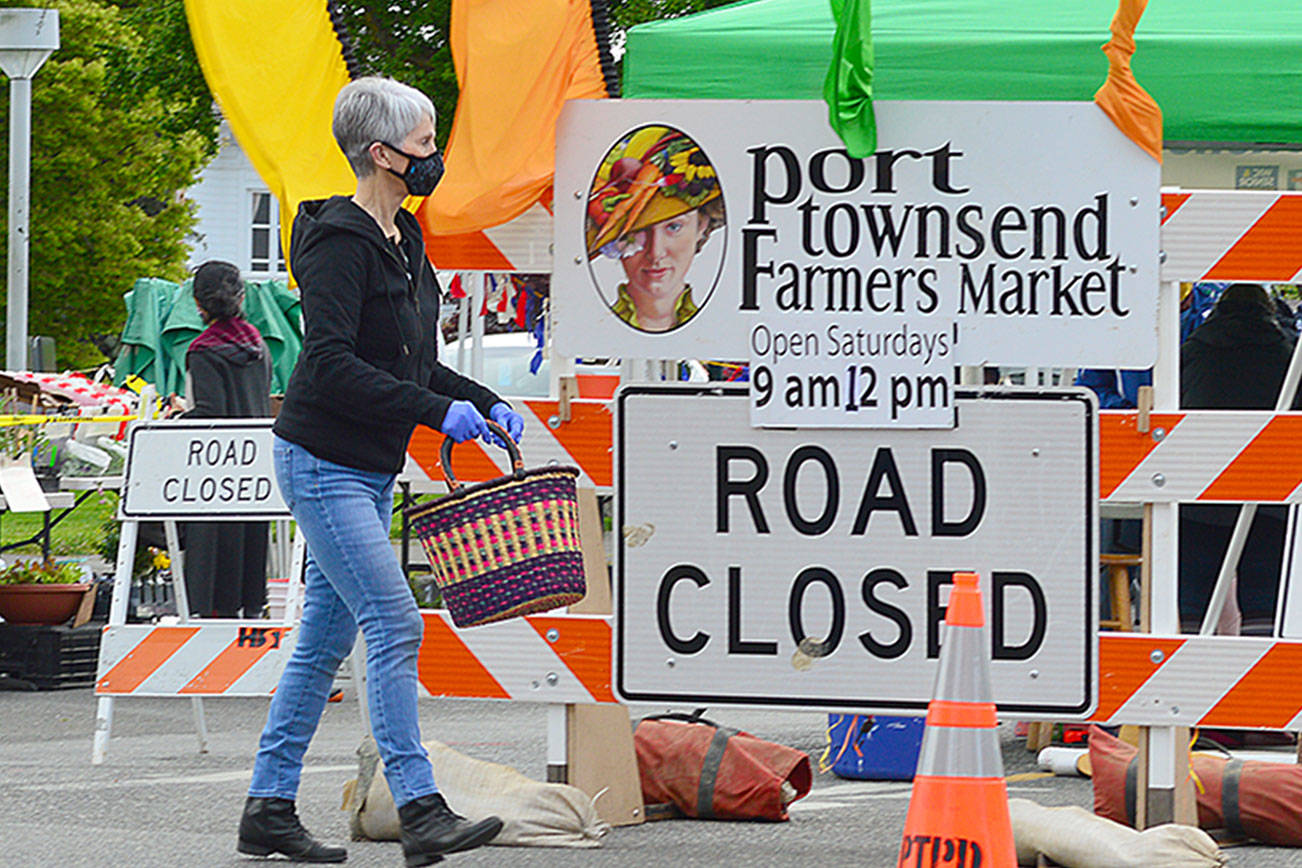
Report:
407,466,586,627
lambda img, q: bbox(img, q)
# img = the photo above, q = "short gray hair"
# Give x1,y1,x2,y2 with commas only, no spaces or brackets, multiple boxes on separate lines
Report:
332,77,436,178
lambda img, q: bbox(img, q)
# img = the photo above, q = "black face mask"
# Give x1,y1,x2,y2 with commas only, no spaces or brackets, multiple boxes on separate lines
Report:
381,143,444,196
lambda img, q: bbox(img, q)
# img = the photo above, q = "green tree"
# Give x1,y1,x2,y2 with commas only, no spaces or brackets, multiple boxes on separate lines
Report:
0,0,207,368
112,0,221,160
607,0,737,30
329,1,458,148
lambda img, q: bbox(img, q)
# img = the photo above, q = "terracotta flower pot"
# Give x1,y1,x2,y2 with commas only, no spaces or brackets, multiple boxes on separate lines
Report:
0,583,92,626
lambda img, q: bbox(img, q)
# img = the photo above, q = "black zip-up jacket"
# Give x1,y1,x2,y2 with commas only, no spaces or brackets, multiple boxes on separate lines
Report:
274,196,502,473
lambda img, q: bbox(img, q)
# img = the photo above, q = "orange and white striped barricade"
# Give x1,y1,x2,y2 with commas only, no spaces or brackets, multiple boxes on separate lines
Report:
1100,410,1302,505
1112,187,1302,822
1096,633,1302,729
423,202,554,273
413,610,617,785
1096,409,1302,736
93,419,304,764
414,611,615,705
1160,189,1302,284
405,396,613,492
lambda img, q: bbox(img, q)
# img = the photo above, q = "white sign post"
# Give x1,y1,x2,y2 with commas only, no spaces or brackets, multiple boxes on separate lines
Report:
615,385,1097,717
555,99,1160,427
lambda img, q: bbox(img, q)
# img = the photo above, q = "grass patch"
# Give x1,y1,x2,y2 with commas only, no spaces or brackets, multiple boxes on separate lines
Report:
0,488,434,559
0,490,121,557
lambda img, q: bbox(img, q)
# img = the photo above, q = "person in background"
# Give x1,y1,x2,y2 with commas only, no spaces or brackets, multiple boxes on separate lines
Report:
177,260,272,619
1180,283,1301,634
237,77,520,865
1073,368,1150,410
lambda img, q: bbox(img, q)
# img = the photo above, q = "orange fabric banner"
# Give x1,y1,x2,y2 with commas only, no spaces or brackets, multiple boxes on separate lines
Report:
1093,0,1163,162
417,0,613,237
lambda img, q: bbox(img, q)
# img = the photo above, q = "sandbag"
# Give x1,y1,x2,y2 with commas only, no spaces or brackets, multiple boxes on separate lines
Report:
1011,798,1224,867
634,713,811,820
341,736,608,847
1089,725,1302,845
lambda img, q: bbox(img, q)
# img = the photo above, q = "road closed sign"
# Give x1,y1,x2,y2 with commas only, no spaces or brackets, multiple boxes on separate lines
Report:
615,386,1097,717
119,420,287,519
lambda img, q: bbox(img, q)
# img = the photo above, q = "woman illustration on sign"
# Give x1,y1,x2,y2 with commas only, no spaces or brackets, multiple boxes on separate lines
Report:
586,126,726,332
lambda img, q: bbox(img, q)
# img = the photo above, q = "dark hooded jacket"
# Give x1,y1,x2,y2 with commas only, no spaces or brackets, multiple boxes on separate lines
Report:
182,316,272,617
184,317,271,418
273,196,501,473
1181,287,1299,410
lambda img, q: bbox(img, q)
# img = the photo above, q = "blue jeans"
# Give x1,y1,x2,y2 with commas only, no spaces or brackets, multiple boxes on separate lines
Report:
248,436,437,807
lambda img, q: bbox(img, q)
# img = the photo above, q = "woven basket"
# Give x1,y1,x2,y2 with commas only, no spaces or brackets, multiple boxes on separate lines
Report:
405,420,586,628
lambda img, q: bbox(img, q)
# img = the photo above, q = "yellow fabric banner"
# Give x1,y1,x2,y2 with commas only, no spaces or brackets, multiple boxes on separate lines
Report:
418,0,611,237
1093,0,1163,163
184,0,356,274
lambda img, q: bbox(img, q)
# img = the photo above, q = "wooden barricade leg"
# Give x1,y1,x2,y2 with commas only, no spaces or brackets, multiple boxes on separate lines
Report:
558,488,644,827
1136,503,1196,827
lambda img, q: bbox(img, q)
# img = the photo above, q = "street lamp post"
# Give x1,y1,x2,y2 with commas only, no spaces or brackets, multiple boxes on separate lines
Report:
0,9,58,371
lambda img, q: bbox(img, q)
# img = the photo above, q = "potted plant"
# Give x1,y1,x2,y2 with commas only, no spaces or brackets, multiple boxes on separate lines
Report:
0,559,92,626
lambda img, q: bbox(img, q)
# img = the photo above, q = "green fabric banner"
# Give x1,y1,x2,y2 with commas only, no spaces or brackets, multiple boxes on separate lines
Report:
823,0,876,157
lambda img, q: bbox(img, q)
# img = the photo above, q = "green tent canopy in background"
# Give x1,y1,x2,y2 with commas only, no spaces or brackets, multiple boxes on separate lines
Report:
113,279,302,397
624,0,1302,146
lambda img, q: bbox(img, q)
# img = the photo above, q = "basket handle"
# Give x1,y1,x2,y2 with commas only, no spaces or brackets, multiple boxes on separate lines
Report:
440,419,524,491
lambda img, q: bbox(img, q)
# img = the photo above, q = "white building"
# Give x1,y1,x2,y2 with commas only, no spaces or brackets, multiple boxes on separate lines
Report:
185,120,287,279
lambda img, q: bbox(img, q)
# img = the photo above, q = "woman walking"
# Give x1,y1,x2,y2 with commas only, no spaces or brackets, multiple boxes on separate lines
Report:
238,76,523,866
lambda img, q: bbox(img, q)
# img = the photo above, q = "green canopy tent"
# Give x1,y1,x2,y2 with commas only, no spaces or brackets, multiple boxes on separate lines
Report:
114,279,302,397
115,279,182,396
243,280,304,392
624,0,1302,146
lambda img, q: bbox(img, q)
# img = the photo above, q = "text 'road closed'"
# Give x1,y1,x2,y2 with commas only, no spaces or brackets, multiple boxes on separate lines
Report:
158,437,274,506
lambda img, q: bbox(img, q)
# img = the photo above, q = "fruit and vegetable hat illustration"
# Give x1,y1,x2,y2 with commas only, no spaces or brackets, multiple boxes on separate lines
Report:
586,126,722,260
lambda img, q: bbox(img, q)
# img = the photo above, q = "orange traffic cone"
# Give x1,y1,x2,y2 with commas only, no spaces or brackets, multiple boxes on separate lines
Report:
896,571,1015,868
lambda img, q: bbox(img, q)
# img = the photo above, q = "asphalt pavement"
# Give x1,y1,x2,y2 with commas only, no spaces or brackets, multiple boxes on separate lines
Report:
1,685,1299,867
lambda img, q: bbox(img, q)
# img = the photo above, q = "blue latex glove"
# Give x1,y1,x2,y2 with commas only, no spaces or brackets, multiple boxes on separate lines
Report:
440,400,489,443
487,402,524,448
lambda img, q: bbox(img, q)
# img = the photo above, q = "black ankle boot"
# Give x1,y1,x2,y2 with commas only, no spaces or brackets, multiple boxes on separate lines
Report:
237,797,347,863
397,793,502,867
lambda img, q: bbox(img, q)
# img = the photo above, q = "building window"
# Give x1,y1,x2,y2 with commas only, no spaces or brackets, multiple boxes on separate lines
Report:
250,191,286,274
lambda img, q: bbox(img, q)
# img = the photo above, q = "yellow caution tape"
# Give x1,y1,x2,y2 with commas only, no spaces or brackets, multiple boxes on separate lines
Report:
0,414,138,426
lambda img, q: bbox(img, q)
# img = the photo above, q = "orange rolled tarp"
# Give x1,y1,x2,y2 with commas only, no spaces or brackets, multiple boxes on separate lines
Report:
1093,0,1163,162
